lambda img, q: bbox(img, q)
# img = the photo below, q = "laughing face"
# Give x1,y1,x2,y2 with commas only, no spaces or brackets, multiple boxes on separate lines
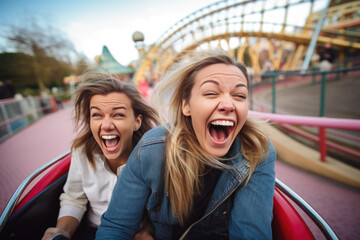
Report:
182,63,248,157
90,92,142,163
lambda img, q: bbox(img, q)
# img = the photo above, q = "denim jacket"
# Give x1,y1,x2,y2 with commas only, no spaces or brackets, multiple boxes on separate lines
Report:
96,126,276,240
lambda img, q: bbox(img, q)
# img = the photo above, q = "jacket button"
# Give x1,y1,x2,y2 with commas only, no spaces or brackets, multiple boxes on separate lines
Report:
223,211,227,215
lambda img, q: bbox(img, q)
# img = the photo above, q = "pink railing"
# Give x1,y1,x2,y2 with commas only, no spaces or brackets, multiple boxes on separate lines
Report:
280,124,360,159
249,111,360,161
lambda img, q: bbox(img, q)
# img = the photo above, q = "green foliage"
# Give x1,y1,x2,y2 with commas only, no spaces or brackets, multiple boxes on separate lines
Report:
22,87,40,97
0,52,77,94
1,19,90,93
55,91,72,101
75,54,90,75
0,52,37,90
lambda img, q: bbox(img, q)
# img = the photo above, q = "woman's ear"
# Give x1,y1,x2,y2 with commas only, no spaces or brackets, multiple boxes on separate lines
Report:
182,99,191,116
134,114,143,131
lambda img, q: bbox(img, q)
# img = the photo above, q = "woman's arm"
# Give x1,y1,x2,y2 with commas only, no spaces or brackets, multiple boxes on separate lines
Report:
96,144,151,239
42,149,88,240
41,216,79,240
229,141,276,239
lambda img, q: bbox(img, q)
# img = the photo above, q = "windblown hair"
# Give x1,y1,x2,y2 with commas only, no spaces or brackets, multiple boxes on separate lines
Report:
151,50,269,225
72,72,159,169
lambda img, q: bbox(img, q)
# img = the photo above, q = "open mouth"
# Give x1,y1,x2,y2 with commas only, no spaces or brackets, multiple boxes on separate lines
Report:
208,120,234,143
101,135,120,151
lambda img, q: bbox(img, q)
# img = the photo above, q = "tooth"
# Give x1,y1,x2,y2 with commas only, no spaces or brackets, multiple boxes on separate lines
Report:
102,135,117,140
211,120,234,126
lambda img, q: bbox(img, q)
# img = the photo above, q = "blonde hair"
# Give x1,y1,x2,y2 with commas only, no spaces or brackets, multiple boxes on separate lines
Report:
151,50,269,225
72,72,159,169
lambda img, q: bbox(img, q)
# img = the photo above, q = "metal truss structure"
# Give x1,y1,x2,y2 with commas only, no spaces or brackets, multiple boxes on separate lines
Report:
133,0,360,84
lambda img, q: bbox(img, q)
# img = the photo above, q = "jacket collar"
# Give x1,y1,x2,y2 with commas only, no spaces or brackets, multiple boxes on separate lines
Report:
227,137,250,180
205,137,250,213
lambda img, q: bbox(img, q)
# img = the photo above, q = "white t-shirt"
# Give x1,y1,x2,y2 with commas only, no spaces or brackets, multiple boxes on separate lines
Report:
58,147,125,226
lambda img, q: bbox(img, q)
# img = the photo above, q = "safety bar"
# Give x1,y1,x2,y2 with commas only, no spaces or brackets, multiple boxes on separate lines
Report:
275,179,338,240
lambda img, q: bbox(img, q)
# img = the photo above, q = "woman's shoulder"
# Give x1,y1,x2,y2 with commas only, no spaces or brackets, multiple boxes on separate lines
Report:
267,139,276,160
129,125,167,164
128,126,167,181
71,146,85,159
71,146,100,166
139,125,168,145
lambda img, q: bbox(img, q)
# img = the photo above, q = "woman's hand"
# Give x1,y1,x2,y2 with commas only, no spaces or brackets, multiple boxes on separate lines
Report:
42,216,79,240
133,223,154,240
41,227,70,240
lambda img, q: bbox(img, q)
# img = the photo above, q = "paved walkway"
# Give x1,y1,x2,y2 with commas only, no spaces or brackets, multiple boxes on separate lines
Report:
1,93,359,239
0,107,76,214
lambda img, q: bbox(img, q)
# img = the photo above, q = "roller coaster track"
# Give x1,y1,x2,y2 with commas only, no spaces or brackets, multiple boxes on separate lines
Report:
250,67,360,167
133,0,360,84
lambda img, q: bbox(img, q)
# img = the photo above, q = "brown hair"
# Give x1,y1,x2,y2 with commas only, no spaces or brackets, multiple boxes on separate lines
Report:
72,72,159,169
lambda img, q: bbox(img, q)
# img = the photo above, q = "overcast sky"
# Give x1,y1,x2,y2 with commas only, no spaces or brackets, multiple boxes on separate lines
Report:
0,0,220,65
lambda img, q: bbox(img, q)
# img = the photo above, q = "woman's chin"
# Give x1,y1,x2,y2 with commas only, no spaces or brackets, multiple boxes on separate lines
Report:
203,142,232,157
102,146,121,160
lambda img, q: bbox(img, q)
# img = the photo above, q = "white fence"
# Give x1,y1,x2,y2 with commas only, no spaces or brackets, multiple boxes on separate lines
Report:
0,96,57,142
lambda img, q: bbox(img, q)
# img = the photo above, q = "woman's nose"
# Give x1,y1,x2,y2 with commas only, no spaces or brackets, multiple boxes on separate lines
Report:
101,117,115,130
218,98,235,113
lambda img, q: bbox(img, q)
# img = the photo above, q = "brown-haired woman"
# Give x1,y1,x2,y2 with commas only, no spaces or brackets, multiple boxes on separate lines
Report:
42,73,159,240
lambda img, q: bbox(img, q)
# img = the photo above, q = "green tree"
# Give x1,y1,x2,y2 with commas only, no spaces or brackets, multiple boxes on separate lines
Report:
75,54,91,76
1,18,79,92
0,52,37,90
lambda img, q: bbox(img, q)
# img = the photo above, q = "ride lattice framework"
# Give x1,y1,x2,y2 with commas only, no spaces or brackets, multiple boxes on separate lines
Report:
134,0,360,85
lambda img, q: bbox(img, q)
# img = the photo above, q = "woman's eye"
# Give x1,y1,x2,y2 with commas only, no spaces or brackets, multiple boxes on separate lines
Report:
114,113,125,117
204,92,217,96
91,113,101,118
234,94,246,99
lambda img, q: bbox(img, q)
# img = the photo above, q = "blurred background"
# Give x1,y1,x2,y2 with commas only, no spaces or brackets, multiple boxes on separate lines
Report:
0,0,360,239
0,0,218,96
1,0,358,98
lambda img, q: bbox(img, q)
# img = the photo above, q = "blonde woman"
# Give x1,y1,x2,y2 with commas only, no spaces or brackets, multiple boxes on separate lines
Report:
96,51,276,239
42,74,159,240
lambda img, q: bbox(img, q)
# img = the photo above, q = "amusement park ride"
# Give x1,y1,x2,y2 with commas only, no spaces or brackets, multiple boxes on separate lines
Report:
0,151,338,239
132,0,360,85
1,0,360,239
